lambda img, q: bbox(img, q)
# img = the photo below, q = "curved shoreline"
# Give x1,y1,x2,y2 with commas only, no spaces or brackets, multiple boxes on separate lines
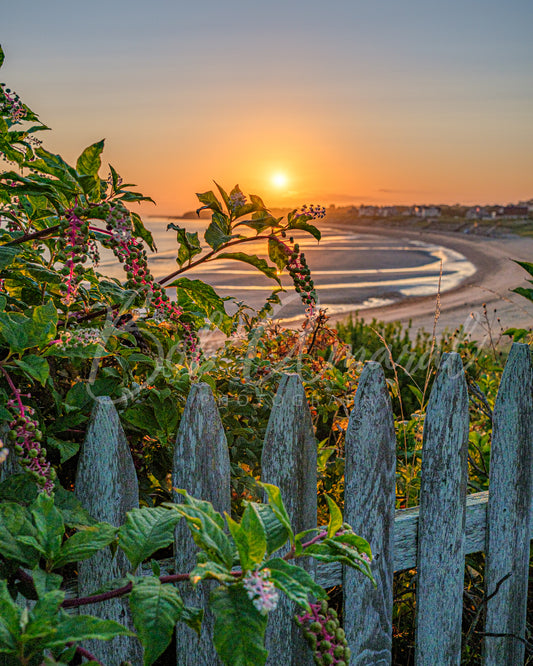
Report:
325,224,533,341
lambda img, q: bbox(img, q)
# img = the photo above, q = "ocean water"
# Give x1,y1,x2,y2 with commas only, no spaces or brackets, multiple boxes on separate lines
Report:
98,217,476,322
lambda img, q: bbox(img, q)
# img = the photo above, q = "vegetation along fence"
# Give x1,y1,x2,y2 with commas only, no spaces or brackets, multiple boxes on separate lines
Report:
33,342,533,664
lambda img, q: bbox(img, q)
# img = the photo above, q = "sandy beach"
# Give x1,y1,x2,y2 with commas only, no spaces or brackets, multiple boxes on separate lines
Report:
325,224,533,343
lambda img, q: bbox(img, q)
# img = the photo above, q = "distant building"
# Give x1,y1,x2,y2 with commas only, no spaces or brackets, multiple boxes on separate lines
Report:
414,206,441,218
501,205,528,218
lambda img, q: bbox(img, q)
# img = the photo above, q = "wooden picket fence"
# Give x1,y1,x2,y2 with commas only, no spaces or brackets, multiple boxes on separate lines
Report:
52,343,533,663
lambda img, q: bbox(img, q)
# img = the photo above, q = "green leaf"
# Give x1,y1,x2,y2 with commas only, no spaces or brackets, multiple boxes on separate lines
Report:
181,604,204,636
196,190,223,214
204,211,232,250
0,45,4,69
0,501,40,567
259,483,294,546
514,259,533,279
31,567,63,597
13,355,49,386
167,223,202,267
119,506,182,570
169,491,234,568
129,577,184,666
211,585,268,666
512,286,533,303
325,495,343,538
226,503,267,572
286,218,321,241
23,590,64,642
189,561,235,585
76,140,105,177
53,523,118,569
31,492,65,562
216,252,280,284
0,580,21,653
46,436,79,463
53,484,98,527
253,503,290,555
168,277,232,334
0,245,21,269
268,237,289,272
265,558,326,609
43,615,135,649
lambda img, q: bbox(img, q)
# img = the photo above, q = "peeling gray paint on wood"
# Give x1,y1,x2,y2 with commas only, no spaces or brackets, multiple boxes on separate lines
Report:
75,396,142,665
0,422,21,483
485,343,533,665
344,362,396,665
415,352,469,666
261,373,317,666
173,383,230,666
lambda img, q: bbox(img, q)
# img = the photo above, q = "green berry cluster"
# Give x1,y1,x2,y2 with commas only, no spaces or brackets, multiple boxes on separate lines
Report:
286,239,317,307
7,400,55,494
296,600,351,666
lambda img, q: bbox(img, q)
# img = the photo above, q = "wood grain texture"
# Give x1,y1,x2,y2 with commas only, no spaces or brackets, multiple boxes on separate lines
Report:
343,362,396,665
484,343,533,665
75,396,142,665
0,422,21,483
261,373,317,666
415,352,469,666
173,382,230,666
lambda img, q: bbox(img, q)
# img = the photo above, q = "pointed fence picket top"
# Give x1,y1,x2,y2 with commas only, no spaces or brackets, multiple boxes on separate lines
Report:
75,396,142,666
344,361,396,665
415,352,469,666
261,373,317,666
484,343,533,665
173,382,231,666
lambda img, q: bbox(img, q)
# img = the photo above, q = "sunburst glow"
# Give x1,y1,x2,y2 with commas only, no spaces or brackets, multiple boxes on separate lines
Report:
271,172,288,189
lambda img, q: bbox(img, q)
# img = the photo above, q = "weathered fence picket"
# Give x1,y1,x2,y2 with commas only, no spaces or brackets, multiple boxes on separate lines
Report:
344,361,396,665
415,352,470,665
261,373,317,666
172,382,231,666
5,342,533,665
75,396,143,665
484,343,533,664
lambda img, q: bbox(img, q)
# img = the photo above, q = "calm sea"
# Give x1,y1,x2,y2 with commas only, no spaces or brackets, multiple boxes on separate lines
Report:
99,217,476,322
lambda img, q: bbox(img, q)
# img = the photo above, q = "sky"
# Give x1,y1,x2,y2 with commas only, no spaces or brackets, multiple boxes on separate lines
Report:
2,1,533,215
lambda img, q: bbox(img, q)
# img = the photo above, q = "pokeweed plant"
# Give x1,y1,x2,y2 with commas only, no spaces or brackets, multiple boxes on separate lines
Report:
0,481,373,666
0,43,324,498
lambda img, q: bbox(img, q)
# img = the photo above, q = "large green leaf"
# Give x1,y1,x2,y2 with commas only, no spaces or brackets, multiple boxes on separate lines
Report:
167,223,202,267
43,615,135,649
325,495,343,538
226,503,266,573
204,211,232,250
268,237,289,272
169,491,234,568
0,501,40,567
0,580,20,654
260,483,294,546
216,252,280,284
30,492,64,562
286,218,321,241
211,585,268,666
0,246,21,269
118,506,182,570
129,577,184,666
12,354,49,386
196,190,223,214
169,277,232,334
265,558,325,610
76,140,105,177
253,503,290,555
53,523,118,569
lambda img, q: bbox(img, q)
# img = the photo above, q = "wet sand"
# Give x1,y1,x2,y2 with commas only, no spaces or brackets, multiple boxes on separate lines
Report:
325,224,533,343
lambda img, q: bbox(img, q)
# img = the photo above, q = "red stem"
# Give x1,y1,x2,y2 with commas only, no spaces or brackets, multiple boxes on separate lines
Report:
1,366,25,416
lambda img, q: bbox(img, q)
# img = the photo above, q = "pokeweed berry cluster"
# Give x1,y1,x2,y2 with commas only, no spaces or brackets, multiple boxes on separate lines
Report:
56,207,91,306
0,82,26,123
284,238,317,308
294,204,326,221
296,600,351,666
99,202,184,324
53,327,104,351
6,399,55,495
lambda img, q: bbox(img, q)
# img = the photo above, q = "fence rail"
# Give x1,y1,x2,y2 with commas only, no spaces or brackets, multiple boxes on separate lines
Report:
10,342,533,665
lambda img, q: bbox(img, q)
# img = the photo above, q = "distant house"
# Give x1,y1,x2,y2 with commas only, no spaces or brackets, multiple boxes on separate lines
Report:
414,206,441,218
501,205,529,218
466,206,490,220
358,205,379,217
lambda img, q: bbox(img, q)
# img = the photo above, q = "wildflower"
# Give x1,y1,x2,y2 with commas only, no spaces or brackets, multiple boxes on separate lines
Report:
243,568,279,615
54,328,104,350
229,190,247,212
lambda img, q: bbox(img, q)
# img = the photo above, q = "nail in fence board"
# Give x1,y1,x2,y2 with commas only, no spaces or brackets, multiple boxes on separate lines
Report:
415,352,469,665
75,396,142,665
344,362,396,665
485,343,533,664
173,383,231,666
261,373,317,666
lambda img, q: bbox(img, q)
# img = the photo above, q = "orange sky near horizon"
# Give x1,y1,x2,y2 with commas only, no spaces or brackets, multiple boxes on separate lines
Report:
2,1,532,215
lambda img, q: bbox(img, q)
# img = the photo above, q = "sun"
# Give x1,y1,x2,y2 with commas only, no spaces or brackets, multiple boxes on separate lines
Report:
271,172,288,189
